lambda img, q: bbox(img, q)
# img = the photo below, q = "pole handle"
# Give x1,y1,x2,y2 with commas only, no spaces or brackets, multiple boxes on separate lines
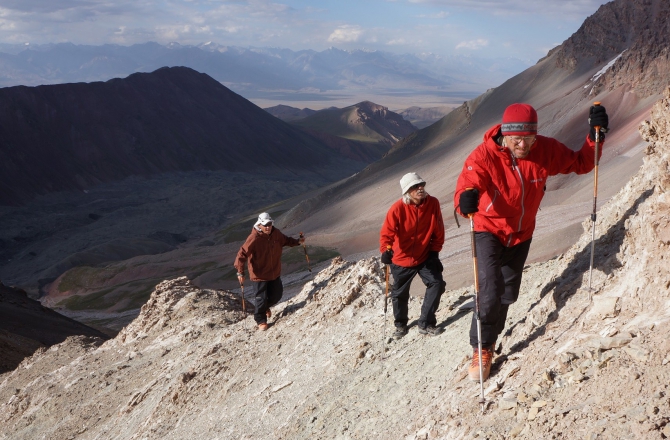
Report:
299,232,312,272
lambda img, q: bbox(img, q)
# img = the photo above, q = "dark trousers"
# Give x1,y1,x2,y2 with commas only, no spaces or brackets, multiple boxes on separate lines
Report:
253,277,283,324
390,255,446,329
469,232,531,347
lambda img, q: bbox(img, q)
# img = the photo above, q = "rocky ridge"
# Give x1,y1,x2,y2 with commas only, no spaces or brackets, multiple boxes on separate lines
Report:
1,88,670,439
292,100,417,147
554,0,670,98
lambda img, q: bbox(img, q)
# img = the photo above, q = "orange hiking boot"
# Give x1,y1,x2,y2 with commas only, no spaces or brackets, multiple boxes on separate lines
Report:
468,345,494,382
258,323,268,331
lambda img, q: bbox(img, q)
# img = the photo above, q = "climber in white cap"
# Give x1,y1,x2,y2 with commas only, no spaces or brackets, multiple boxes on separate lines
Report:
380,172,446,338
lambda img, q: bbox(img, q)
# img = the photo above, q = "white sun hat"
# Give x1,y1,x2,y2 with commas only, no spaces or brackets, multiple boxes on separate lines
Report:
256,212,273,226
399,172,426,195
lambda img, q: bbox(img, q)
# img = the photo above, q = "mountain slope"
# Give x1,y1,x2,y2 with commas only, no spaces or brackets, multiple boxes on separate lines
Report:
0,88,668,437
272,0,665,287
0,66,357,206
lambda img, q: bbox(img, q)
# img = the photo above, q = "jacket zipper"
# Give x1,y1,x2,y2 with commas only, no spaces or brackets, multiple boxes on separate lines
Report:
486,190,499,212
268,231,275,279
509,151,526,246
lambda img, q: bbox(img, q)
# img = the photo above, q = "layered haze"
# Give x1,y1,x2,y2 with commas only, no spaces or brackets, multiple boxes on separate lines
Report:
0,43,521,109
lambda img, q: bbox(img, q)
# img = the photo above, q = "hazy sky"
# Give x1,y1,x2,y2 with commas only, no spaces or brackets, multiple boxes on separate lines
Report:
0,0,609,62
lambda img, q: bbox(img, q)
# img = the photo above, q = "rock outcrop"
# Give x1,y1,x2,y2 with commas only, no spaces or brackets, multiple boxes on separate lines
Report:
554,0,670,98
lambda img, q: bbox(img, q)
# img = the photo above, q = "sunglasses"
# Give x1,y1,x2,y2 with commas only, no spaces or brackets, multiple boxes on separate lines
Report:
507,136,536,146
261,222,273,227
409,183,426,192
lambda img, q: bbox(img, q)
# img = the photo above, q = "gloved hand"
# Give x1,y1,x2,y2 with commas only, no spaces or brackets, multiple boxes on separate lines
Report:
459,189,479,216
381,248,394,265
588,105,609,141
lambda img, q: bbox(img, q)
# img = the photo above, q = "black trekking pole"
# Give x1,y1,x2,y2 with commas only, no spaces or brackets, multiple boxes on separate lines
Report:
587,101,603,300
380,247,391,360
299,232,312,273
469,214,486,412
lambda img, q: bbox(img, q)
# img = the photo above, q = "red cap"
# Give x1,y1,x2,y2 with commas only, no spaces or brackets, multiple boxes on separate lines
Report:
501,103,537,135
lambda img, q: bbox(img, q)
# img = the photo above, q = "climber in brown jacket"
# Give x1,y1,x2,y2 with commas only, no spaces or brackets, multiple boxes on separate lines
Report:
234,212,304,330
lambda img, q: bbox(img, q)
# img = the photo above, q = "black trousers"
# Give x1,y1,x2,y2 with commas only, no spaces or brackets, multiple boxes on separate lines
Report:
469,232,532,347
253,277,283,324
390,255,446,329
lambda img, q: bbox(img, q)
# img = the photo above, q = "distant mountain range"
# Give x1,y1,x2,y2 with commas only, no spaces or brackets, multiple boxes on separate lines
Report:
267,103,454,130
0,42,528,106
265,105,318,122
396,106,455,129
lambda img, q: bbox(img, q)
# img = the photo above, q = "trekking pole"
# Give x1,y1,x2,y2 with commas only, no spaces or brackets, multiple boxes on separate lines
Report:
239,280,247,316
380,247,391,361
469,214,486,412
299,232,312,272
587,101,602,300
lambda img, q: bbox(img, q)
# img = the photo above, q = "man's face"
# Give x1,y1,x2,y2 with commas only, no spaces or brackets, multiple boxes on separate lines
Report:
260,222,273,234
505,135,536,159
407,183,427,204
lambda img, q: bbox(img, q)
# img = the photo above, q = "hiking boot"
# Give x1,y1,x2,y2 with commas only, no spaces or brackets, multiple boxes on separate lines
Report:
468,346,494,382
258,323,268,331
393,325,408,339
266,309,272,318
418,325,442,336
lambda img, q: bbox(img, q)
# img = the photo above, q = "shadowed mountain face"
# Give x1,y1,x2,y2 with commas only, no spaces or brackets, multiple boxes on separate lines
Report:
0,281,109,373
0,66,353,206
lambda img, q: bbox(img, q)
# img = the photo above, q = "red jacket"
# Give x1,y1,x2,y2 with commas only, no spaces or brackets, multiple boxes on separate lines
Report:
380,195,445,267
235,227,300,281
454,124,602,247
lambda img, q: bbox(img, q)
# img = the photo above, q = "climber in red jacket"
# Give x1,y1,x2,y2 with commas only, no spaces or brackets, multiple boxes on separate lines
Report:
454,102,609,381
380,172,446,338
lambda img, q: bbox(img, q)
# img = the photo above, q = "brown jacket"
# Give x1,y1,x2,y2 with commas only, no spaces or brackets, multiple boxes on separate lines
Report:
234,227,300,281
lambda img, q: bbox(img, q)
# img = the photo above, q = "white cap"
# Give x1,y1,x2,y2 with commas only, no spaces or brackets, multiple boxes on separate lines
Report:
399,172,426,195
255,212,273,226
